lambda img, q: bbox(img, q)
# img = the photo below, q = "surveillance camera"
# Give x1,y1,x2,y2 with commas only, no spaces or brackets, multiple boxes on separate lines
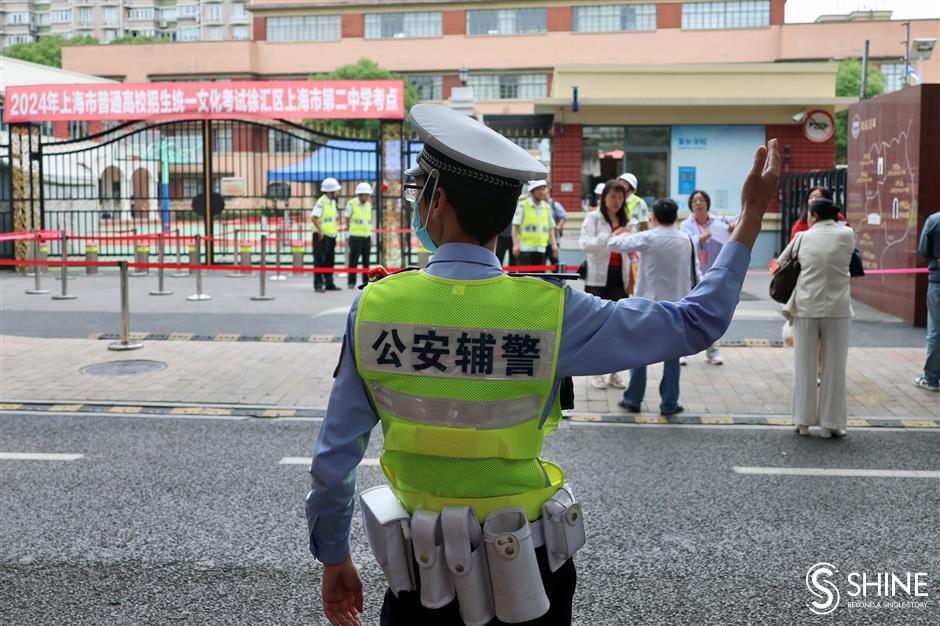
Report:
792,110,807,123
912,38,936,59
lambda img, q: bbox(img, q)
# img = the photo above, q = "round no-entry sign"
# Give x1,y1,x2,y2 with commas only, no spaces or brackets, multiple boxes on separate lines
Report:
802,110,835,143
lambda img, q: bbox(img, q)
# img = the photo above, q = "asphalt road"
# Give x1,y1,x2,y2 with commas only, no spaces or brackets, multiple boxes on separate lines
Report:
1,410,937,625
0,271,927,347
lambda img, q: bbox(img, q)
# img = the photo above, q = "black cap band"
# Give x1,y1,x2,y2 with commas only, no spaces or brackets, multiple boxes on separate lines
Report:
418,146,522,189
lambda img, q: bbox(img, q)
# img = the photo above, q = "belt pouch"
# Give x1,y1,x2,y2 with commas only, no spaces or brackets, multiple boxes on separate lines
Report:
410,510,456,609
483,507,549,623
359,485,415,595
541,483,586,573
441,507,495,626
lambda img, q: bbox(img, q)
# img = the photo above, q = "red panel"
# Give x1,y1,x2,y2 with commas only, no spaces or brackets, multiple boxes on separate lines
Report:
657,3,682,29
253,16,266,41
342,14,363,38
442,10,465,36
765,123,836,214
442,75,462,100
547,7,571,32
551,124,582,212
770,0,786,26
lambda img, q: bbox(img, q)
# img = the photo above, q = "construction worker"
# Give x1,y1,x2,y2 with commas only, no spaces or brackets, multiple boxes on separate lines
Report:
312,177,341,292
618,172,650,231
306,103,780,625
345,182,374,289
511,180,558,268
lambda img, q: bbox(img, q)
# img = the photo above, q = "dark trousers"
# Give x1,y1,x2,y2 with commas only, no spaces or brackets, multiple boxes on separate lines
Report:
347,235,372,286
380,549,576,626
624,358,681,414
584,265,627,302
495,236,515,267
313,234,336,289
518,251,547,267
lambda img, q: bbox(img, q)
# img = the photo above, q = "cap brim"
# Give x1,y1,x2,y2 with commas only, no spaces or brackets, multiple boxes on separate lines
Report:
404,163,424,177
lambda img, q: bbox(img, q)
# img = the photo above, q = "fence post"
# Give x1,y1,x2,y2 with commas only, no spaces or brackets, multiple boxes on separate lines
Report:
171,233,189,278
228,228,248,277
149,235,173,296
270,224,287,281
51,231,77,300
25,233,49,295
108,260,143,351
186,235,212,301
25,230,39,277
250,234,275,301
130,228,149,277
85,241,98,275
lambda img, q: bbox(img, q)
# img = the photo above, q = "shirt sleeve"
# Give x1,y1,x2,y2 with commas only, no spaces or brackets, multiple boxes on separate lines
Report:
343,201,353,218
557,241,750,376
919,215,935,259
512,205,524,225
305,298,379,565
552,200,568,222
311,199,324,219
607,230,649,254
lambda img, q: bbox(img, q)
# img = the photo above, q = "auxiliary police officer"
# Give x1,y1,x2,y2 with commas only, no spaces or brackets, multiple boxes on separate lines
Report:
306,103,780,626
312,177,342,292
345,182,374,289
618,172,650,230
511,180,558,268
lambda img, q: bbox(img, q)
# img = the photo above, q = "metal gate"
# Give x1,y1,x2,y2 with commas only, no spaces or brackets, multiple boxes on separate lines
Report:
778,168,847,252
0,130,12,260
3,118,410,266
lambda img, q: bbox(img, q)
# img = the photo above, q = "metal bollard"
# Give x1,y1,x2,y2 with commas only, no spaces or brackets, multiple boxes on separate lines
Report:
250,234,275,301
85,243,99,275
292,242,304,270
186,236,212,301
270,227,287,281
171,235,189,278
228,229,248,277
25,234,49,295
130,229,149,277
109,260,144,351
51,232,77,300
37,241,49,274
25,231,39,277
149,236,173,296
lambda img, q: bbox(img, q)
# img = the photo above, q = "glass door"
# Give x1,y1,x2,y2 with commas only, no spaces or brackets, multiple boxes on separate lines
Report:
623,150,669,206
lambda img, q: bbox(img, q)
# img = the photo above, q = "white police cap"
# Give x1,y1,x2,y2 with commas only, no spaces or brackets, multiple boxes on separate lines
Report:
527,180,548,193
405,104,547,185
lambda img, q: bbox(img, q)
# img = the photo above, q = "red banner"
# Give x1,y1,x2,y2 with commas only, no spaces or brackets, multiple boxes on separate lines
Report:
2,80,405,123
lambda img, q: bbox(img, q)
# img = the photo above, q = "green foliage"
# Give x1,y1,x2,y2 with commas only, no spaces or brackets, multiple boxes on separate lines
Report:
1,35,98,68
109,35,173,45
834,58,886,164
307,58,418,137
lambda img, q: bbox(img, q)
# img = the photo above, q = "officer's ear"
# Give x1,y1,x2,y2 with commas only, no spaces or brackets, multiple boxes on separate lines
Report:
431,187,448,216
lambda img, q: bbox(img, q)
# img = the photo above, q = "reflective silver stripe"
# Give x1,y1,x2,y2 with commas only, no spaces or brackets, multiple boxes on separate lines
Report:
358,321,555,380
369,382,541,428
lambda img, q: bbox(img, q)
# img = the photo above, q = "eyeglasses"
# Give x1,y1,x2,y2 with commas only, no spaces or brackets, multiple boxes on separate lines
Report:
403,183,423,203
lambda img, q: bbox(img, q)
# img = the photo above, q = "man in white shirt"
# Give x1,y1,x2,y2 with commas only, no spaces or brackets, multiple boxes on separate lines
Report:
511,180,559,266
608,198,701,416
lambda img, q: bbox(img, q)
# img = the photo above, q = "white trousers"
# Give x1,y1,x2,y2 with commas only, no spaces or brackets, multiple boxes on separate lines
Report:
792,317,850,429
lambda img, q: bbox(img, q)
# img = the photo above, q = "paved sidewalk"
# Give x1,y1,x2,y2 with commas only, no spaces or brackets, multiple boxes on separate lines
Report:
1,335,936,419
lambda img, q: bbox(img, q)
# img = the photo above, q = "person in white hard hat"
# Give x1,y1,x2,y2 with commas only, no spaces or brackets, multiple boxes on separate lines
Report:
617,172,650,231
512,180,559,267
345,182,374,289
312,177,342,292
592,182,605,209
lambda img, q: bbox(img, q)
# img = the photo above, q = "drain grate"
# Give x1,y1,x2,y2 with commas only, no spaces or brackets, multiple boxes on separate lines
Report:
80,360,167,376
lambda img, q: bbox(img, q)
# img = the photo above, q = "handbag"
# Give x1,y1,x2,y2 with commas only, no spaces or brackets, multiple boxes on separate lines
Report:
769,234,803,304
849,247,865,277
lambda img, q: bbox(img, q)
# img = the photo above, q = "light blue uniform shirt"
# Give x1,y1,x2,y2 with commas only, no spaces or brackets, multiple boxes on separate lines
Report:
306,240,751,564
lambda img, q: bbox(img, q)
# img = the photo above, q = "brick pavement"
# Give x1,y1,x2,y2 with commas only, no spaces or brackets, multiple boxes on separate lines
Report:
1,335,936,418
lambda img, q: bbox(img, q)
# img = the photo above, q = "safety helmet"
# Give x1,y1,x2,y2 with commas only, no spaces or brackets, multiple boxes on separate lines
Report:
618,173,638,192
355,182,373,196
594,182,605,195
527,180,548,193
321,177,341,193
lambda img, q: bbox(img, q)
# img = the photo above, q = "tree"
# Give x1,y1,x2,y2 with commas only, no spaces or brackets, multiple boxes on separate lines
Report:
835,58,885,164
109,35,173,45
1,35,98,68
307,58,419,137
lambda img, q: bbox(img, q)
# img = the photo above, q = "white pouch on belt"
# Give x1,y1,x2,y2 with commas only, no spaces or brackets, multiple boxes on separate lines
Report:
441,506,495,626
410,509,456,609
483,507,550,624
541,483,586,573
359,485,415,595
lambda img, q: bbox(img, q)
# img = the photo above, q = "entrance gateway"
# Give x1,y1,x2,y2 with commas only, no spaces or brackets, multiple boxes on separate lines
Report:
1,80,412,267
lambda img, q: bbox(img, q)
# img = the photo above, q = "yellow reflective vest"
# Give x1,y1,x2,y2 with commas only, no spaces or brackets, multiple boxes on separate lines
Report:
519,199,552,249
347,198,373,237
314,194,338,237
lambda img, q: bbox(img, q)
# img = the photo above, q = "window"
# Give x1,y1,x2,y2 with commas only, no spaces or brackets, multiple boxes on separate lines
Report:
160,8,178,22
467,9,546,35
4,34,34,45
267,15,341,42
69,121,89,139
408,75,443,100
129,29,156,37
37,13,51,26
232,24,249,40
879,62,907,92
102,29,117,43
178,4,200,19
103,7,118,25
206,26,223,40
205,3,223,22
573,4,656,32
268,129,307,153
364,12,441,39
51,9,72,23
466,74,547,100
127,7,155,21
78,7,92,25
232,3,248,19
177,26,200,41
179,175,221,197
682,1,770,29
213,127,233,153
6,12,30,25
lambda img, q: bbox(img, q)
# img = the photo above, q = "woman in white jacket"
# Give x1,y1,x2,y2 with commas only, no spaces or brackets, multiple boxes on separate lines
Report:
579,179,636,389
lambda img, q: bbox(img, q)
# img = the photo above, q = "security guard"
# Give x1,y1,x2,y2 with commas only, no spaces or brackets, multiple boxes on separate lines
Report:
312,177,341,292
618,172,650,231
512,180,558,267
306,103,780,626
345,182,374,289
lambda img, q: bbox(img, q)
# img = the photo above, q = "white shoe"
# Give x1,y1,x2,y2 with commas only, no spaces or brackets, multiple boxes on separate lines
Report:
823,427,847,438
706,355,723,366
607,372,625,388
817,428,832,439
795,425,809,436
679,356,688,366
590,376,608,389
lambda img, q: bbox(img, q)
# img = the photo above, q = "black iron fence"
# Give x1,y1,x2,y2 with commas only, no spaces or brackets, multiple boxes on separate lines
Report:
777,168,847,252
0,132,12,260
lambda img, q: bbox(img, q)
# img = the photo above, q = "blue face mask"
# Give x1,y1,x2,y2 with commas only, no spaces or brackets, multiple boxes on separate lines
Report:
412,172,439,253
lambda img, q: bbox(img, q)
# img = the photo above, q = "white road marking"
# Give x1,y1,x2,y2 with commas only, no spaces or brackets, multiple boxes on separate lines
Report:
733,466,939,479
1,452,84,462
279,456,380,466
311,306,352,318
